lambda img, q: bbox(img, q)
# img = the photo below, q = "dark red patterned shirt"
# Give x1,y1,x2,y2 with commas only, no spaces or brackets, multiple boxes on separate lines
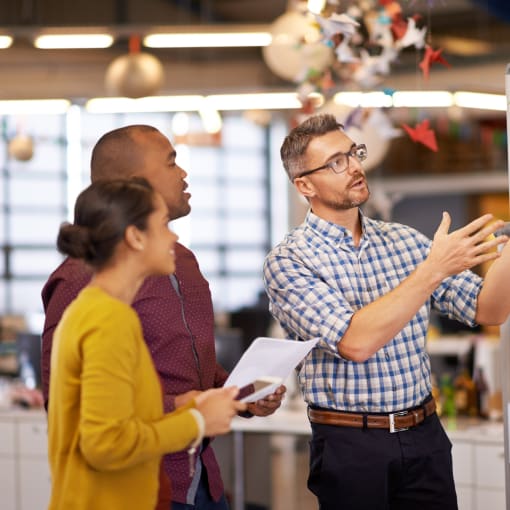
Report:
41,243,229,504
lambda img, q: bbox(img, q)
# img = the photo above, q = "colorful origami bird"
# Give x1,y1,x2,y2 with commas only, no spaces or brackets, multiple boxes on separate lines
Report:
343,106,365,131
314,12,360,39
419,45,451,80
396,17,427,49
402,119,438,151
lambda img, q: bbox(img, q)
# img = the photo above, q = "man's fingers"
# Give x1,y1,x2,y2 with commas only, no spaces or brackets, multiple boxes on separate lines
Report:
474,236,508,255
434,211,451,237
472,251,502,266
470,220,506,244
457,213,495,237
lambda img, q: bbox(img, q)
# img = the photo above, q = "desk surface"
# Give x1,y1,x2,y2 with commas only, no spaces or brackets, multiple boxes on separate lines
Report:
0,404,503,443
232,406,311,435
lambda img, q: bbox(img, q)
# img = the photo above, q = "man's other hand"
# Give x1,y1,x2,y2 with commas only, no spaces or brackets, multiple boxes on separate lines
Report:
247,385,286,417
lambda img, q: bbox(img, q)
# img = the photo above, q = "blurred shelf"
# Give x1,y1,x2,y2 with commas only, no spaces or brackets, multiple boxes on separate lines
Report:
427,335,475,357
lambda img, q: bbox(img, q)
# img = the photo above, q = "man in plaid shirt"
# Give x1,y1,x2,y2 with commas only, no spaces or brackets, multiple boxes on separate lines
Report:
263,113,510,510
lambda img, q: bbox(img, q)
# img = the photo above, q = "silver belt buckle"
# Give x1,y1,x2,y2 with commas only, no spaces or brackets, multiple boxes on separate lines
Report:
389,410,408,433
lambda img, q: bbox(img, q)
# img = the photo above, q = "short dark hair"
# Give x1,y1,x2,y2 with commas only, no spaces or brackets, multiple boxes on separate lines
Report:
90,125,160,182
57,177,155,269
281,114,344,180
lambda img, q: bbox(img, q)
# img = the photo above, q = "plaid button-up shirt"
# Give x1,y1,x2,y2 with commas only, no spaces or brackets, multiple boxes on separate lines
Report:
263,210,482,413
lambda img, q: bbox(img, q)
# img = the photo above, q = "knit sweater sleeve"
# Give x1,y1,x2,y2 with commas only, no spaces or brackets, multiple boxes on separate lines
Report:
78,305,199,472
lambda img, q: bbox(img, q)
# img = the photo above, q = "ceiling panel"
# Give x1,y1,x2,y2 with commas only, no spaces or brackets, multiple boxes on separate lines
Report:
0,0,509,100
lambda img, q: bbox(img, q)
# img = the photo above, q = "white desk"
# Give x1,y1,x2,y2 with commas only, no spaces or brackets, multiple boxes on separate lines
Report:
231,406,311,510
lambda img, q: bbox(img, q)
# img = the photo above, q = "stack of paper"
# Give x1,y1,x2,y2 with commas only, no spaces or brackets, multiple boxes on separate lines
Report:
224,336,319,402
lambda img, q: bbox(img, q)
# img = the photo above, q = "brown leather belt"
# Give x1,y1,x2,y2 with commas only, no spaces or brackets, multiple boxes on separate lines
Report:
308,398,436,433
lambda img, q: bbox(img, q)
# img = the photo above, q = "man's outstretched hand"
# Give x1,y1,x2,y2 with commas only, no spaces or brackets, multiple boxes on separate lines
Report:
427,212,507,281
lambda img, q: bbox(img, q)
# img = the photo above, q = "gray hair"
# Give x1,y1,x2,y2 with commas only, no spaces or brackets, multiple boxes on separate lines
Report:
280,114,344,180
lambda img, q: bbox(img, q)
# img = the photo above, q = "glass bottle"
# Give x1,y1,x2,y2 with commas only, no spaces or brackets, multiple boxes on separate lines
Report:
453,367,476,417
473,366,489,419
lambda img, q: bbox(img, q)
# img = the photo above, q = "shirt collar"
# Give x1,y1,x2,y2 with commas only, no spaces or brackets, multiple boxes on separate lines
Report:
304,209,371,248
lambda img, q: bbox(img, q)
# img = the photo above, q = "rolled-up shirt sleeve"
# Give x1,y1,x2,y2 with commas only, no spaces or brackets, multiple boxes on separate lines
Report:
263,248,353,357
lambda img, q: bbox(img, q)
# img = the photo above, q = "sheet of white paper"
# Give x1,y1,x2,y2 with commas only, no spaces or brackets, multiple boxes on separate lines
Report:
224,336,320,403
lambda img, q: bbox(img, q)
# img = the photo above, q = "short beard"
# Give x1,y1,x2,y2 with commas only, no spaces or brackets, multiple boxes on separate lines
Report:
322,184,370,211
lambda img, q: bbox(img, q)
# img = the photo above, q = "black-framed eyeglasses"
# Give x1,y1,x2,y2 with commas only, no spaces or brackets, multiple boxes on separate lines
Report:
294,143,368,180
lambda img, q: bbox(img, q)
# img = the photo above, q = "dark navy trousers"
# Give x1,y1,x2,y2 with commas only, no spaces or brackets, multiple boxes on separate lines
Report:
308,412,458,510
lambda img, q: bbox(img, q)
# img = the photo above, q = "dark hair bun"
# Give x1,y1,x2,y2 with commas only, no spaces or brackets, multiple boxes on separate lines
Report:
55,177,155,270
57,223,96,262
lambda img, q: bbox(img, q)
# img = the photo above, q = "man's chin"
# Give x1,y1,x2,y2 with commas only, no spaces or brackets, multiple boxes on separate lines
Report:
175,203,191,220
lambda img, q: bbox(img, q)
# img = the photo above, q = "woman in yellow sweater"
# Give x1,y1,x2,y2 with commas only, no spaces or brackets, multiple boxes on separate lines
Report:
47,178,246,510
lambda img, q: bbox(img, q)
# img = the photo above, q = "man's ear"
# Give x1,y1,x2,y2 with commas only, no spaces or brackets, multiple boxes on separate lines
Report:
124,225,144,251
293,177,316,200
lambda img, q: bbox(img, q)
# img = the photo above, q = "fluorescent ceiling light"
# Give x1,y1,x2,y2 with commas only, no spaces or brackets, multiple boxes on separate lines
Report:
334,91,455,108
0,99,71,114
0,35,13,49
392,91,454,108
144,31,271,48
453,91,506,111
205,93,303,110
85,90,507,114
34,34,114,49
86,96,205,113
334,92,392,108
87,92,305,113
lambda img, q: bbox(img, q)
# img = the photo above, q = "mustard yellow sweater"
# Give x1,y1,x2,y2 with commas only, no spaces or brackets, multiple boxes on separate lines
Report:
48,286,200,510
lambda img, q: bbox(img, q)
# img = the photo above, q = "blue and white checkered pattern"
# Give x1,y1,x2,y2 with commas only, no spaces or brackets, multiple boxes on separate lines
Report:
263,211,482,413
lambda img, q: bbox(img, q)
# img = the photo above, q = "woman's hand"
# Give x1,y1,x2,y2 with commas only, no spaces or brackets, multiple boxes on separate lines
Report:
195,386,247,436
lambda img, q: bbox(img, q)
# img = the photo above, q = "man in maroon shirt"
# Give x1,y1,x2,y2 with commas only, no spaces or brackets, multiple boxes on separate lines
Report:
41,125,285,510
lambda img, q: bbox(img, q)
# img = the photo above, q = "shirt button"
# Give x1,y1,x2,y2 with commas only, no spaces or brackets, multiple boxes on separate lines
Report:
385,353,390,360
392,385,397,391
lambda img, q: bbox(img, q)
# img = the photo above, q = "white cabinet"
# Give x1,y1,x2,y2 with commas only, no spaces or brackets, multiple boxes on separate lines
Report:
449,423,505,510
452,440,474,510
0,410,50,510
0,419,16,455
0,418,17,510
475,489,505,509
18,421,48,456
474,443,505,489
19,459,51,510
0,458,17,510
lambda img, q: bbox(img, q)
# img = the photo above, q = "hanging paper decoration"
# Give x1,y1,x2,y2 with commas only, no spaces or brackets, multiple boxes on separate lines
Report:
395,17,427,49
105,35,164,98
402,119,438,151
268,1,450,157
310,1,429,92
419,44,451,80
262,1,434,93
8,134,34,161
262,10,334,83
